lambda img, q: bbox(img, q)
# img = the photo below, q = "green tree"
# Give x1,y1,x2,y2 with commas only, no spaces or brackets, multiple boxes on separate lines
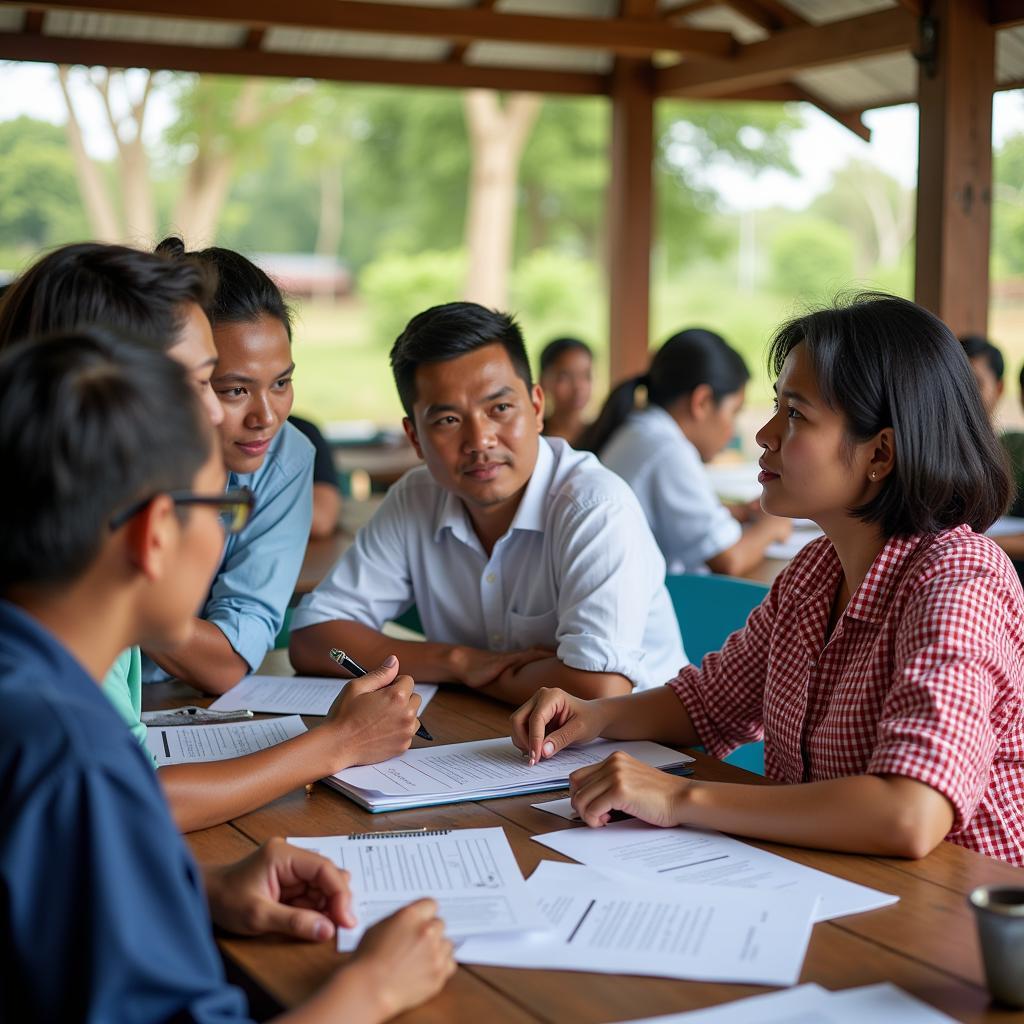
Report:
993,132,1024,277
770,216,856,302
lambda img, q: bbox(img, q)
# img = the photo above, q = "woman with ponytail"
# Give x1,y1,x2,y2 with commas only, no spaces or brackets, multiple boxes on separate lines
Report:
582,328,790,576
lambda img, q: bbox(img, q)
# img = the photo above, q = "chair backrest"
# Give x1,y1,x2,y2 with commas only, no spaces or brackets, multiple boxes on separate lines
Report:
665,574,769,664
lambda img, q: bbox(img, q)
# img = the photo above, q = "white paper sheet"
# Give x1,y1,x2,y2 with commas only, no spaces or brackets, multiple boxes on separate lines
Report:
288,826,548,951
457,861,817,986
534,820,897,923
146,714,307,765
532,797,584,820
208,674,437,716
615,982,957,1023
765,525,825,560
329,737,692,811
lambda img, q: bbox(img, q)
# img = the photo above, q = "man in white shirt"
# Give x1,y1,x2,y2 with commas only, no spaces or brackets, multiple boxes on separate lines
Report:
290,303,685,704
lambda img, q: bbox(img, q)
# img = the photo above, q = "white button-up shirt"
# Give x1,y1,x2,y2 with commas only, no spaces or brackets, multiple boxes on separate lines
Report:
292,437,686,690
600,405,742,576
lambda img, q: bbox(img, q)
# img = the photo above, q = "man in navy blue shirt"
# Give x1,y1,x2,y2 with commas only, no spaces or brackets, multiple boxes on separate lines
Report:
0,329,455,1023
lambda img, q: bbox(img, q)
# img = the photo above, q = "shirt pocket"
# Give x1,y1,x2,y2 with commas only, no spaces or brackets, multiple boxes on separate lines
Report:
507,608,559,651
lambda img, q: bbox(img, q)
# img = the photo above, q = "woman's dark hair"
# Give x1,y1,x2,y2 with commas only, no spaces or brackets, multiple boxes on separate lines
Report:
769,292,1011,537
960,333,1005,382
539,336,592,375
0,327,210,590
0,242,215,353
390,302,532,418
156,237,292,340
579,327,748,455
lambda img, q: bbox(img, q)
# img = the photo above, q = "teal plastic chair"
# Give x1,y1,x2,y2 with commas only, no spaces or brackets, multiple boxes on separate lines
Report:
664,574,769,775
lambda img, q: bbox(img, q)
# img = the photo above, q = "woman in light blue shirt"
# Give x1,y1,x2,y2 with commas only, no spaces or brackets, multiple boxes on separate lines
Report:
583,328,790,576
144,239,314,692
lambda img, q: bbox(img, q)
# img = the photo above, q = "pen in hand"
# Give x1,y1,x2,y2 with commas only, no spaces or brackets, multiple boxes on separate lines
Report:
329,648,433,741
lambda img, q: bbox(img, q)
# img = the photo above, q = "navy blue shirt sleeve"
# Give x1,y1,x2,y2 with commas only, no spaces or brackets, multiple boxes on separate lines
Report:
0,692,252,1024
289,415,339,489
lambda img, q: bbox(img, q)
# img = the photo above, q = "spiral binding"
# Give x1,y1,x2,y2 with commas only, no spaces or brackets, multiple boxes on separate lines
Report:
348,828,451,840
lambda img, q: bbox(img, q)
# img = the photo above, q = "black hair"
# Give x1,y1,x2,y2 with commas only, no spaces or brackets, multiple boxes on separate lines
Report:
539,336,592,375
156,237,292,340
0,327,211,590
0,242,215,353
579,327,748,455
960,334,1005,383
389,302,532,418
769,293,1011,537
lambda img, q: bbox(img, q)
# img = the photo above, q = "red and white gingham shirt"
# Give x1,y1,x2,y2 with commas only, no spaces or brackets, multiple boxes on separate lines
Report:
669,525,1024,865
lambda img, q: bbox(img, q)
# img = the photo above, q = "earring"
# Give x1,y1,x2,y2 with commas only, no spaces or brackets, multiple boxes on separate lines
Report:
870,471,877,480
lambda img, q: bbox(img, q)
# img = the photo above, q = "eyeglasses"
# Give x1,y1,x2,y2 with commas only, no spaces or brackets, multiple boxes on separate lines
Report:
109,486,255,534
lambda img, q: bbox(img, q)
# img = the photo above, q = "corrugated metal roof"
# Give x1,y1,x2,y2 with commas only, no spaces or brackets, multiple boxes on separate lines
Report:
795,51,916,110
466,40,612,73
0,7,25,32
263,26,451,61
997,26,1024,86
779,0,895,27
43,9,247,48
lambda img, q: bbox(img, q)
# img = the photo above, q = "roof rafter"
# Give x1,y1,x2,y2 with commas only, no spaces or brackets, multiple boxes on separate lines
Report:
19,0,738,58
0,29,611,94
655,6,915,98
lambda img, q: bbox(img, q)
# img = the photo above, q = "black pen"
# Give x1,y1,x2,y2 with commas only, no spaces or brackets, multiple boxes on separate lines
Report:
329,648,433,741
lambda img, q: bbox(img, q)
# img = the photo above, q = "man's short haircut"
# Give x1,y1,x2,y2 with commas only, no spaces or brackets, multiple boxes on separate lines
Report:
539,336,592,375
0,242,215,353
389,302,532,418
768,293,1011,538
0,328,210,590
960,334,1005,382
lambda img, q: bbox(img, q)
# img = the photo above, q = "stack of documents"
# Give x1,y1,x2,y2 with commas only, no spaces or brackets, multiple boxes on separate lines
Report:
209,673,437,716
614,982,958,1022
534,819,898,922
289,826,548,951
324,737,693,812
146,715,308,765
457,861,817,986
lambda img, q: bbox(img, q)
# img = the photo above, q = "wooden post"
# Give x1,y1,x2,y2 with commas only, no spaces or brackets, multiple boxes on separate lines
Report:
607,54,655,383
913,0,994,335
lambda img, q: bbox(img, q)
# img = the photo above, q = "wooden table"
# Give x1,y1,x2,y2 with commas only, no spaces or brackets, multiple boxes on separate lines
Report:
144,681,1024,1024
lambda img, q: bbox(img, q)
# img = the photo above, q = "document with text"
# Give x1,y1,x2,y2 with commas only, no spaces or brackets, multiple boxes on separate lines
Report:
457,860,817,986
288,826,548,951
209,674,437,716
534,819,897,922
326,737,692,812
146,714,307,765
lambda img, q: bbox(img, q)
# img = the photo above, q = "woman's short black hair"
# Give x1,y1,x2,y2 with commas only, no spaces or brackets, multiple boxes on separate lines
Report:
0,327,210,590
156,237,292,340
768,293,1011,537
0,242,215,353
539,336,592,375
390,302,532,418
960,334,1005,382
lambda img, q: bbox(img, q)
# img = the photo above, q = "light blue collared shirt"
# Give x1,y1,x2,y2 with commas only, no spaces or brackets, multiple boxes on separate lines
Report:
601,405,742,576
144,421,313,680
292,437,686,690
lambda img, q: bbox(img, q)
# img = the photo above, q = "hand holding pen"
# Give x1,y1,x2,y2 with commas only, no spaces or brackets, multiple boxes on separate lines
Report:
330,649,433,742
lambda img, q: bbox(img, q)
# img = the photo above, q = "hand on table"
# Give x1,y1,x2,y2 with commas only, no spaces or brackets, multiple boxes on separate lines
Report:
450,645,551,689
509,686,607,765
205,837,356,941
322,655,422,770
570,752,689,828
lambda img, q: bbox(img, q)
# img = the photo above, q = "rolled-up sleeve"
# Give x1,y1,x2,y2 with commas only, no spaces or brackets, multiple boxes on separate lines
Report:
206,456,313,671
291,482,414,633
550,494,669,686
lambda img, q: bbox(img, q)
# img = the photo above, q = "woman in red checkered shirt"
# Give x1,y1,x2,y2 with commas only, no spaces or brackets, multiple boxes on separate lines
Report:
511,293,1024,865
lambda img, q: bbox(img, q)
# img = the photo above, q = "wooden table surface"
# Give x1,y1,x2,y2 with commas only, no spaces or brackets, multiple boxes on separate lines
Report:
144,680,1024,1024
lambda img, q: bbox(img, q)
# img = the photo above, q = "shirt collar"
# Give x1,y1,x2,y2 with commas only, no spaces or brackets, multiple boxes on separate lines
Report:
433,435,554,546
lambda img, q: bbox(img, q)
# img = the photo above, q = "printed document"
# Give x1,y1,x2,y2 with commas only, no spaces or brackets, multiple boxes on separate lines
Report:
615,982,957,1023
457,861,817,986
288,826,548,951
534,819,897,922
146,715,307,765
209,674,437,716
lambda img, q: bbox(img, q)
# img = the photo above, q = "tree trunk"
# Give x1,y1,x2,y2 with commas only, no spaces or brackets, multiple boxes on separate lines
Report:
462,90,541,308
56,66,122,242
314,153,344,301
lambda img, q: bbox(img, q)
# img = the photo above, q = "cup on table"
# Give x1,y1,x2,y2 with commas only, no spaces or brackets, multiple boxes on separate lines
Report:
969,884,1024,1007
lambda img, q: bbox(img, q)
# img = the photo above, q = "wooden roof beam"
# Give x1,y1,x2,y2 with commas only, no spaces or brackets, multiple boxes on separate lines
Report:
708,81,871,140
990,0,1024,28
661,0,804,31
447,0,497,65
19,0,737,59
0,30,611,94
655,6,916,98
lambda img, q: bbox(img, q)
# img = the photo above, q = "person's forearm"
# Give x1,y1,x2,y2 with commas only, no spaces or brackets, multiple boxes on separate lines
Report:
159,728,341,832
145,618,249,695
595,684,700,746
707,517,784,577
310,485,342,540
276,960,390,1024
480,658,632,705
677,774,953,858
290,620,459,681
